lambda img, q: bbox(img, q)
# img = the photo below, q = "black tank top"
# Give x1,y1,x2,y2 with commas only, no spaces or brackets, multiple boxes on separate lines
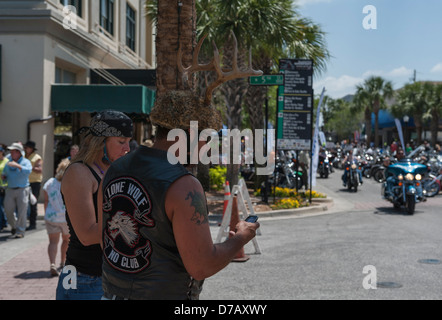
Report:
63,162,102,276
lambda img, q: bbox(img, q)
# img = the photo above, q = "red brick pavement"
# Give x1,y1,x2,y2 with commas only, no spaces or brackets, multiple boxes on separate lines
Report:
0,204,58,300
0,240,58,300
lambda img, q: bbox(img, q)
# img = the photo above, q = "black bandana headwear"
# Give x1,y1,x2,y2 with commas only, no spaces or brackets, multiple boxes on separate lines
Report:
76,110,133,138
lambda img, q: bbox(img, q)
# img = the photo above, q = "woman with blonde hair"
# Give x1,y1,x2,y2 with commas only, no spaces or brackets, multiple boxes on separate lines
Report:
43,158,70,276
56,110,133,300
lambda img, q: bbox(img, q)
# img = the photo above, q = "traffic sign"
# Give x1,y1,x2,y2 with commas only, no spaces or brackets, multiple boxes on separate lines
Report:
276,59,313,151
249,74,284,86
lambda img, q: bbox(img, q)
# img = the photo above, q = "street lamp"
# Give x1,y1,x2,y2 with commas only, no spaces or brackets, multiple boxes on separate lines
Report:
403,115,409,143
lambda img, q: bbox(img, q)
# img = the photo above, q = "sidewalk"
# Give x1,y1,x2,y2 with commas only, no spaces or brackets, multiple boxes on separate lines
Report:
0,204,58,300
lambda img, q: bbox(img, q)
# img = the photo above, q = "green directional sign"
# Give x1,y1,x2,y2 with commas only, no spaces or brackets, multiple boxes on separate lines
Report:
249,74,284,86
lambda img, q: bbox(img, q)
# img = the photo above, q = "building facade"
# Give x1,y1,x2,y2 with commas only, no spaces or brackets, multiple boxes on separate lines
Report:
0,0,155,183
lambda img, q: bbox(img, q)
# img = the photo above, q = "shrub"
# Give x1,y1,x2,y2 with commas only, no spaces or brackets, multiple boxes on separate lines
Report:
271,198,301,210
209,166,227,190
254,187,326,199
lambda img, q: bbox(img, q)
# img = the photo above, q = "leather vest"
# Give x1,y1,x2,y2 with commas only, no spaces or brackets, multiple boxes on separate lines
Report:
101,146,199,299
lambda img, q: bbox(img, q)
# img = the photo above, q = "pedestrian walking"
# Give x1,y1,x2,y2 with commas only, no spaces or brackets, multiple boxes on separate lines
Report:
0,145,9,230
1,142,32,239
43,158,70,277
55,110,133,300
67,144,79,160
24,140,43,230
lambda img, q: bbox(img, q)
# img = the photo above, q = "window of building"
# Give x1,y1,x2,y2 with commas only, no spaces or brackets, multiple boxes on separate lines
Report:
126,4,136,51
59,0,82,18
55,67,77,84
100,0,115,36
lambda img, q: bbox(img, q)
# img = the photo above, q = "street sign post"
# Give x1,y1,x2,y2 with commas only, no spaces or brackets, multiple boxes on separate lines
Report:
248,74,284,204
276,59,313,151
249,74,284,86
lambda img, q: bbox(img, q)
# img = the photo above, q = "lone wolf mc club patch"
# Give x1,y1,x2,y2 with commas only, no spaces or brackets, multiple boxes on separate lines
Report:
103,176,154,273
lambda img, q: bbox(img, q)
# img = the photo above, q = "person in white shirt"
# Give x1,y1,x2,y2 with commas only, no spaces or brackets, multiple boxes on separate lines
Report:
43,158,70,276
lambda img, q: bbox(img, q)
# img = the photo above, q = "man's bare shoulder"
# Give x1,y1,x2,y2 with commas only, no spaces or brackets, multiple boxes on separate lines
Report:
165,174,207,225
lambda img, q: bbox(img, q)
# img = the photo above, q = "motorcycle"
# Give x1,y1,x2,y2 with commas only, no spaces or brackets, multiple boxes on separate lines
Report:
381,157,427,215
318,152,331,178
343,159,362,192
422,169,442,197
332,147,344,170
371,156,392,183
273,151,304,189
361,153,374,179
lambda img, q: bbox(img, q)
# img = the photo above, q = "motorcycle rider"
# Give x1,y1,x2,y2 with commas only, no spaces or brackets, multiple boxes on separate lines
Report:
298,150,309,190
383,148,405,200
341,149,363,187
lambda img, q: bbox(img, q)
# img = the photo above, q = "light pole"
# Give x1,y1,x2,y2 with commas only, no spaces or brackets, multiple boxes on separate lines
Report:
403,115,409,145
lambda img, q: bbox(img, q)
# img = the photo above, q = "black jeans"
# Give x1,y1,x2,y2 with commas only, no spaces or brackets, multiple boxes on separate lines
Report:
28,182,41,227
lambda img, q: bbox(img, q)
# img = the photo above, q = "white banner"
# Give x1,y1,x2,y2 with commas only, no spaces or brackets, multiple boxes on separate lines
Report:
311,87,326,187
319,131,326,147
394,118,405,152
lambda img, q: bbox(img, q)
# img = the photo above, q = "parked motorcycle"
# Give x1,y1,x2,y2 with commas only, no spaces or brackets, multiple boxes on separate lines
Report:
361,153,374,179
422,169,442,197
365,154,394,183
381,157,427,215
240,164,255,182
273,151,304,189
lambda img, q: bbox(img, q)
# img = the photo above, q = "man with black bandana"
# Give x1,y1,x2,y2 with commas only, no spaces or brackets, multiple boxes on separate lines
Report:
98,32,262,300
99,91,260,300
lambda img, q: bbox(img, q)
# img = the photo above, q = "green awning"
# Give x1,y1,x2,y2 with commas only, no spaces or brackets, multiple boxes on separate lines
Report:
51,84,155,114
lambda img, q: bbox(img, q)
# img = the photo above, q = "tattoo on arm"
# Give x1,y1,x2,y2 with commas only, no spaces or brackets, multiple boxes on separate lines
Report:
185,190,208,225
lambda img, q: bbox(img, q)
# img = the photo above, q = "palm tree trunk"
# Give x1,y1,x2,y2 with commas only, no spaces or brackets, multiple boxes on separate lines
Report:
373,100,380,148
156,0,196,93
220,38,250,187
244,85,266,190
156,1,213,188
414,114,423,144
374,111,380,148
365,108,372,146
430,110,439,146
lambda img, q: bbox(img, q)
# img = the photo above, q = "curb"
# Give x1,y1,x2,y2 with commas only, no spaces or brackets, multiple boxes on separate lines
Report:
255,198,333,219
209,197,334,221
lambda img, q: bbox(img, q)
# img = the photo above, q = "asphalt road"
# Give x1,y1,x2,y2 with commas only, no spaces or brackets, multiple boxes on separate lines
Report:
201,168,442,300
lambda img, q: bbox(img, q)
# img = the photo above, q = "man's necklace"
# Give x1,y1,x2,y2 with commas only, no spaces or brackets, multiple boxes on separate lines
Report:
93,161,105,175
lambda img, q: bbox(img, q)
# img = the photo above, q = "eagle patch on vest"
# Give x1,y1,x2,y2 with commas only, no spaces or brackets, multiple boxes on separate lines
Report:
103,176,154,273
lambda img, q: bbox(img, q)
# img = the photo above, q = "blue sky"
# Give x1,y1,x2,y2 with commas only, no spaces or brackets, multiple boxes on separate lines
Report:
297,0,442,99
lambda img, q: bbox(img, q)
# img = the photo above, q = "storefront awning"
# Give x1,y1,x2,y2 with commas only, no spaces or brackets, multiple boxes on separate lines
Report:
50,84,155,114
371,109,415,129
